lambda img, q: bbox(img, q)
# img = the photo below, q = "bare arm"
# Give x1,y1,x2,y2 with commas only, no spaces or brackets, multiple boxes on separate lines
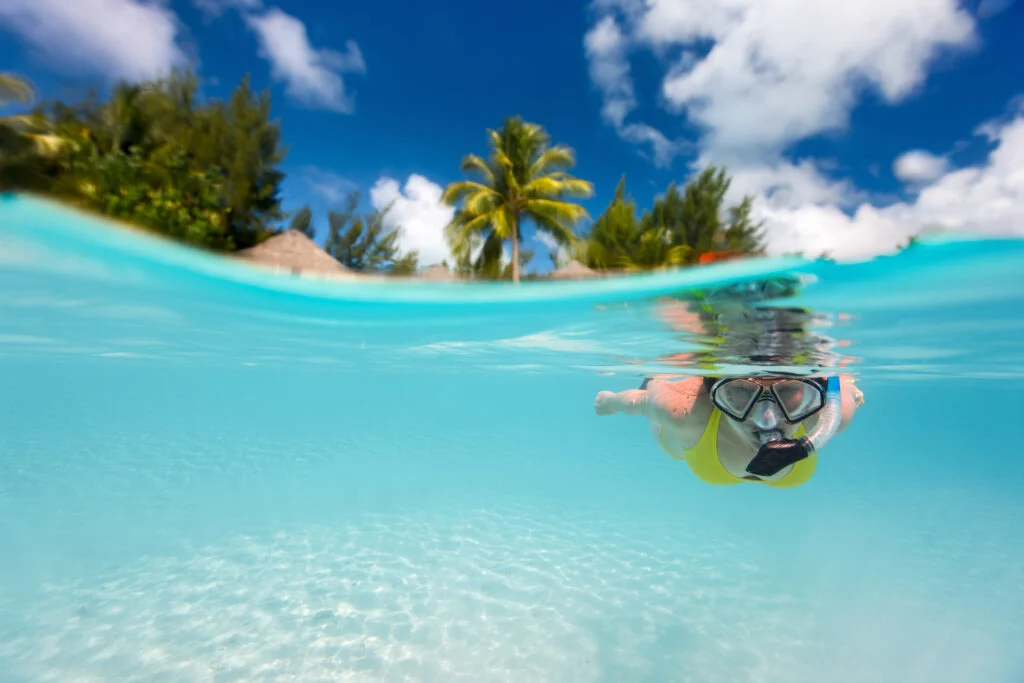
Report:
594,389,648,416
595,376,706,429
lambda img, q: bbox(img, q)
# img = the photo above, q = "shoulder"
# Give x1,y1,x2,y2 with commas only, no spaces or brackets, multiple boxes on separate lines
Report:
644,376,705,417
644,375,713,434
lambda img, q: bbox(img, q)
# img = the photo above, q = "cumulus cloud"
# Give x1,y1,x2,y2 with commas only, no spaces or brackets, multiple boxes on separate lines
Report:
369,175,455,267
744,111,1024,260
580,0,1020,262
893,150,950,184
0,0,186,82
646,0,975,160
724,158,863,210
588,0,976,162
583,15,687,167
245,8,365,113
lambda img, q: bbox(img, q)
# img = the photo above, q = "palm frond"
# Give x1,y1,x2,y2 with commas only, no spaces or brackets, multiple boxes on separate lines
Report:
530,211,577,247
524,198,589,226
441,180,499,206
448,209,498,245
666,244,692,265
466,189,503,216
522,175,594,199
528,145,574,178
459,154,495,184
0,74,34,106
490,206,514,240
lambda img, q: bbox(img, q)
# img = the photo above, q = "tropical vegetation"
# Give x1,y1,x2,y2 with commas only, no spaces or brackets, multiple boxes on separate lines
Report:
574,169,765,271
322,191,418,275
441,116,594,283
2,69,771,281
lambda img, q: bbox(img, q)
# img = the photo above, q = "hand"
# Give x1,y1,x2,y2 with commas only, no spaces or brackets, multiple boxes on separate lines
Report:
594,391,617,416
852,386,865,408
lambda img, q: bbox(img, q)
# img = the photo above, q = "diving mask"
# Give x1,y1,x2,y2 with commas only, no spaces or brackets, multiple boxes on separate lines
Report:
709,375,843,478
710,376,827,424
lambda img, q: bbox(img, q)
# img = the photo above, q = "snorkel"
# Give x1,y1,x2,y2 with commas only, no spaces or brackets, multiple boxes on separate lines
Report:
745,376,842,477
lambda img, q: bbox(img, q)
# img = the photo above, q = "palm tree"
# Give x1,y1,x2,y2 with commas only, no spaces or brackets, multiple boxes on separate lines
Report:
441,116,593,283
0,73,33,107
0,72,67,185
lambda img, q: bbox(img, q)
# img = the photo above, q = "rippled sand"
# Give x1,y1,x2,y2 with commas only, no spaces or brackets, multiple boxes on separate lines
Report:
1,506,820,683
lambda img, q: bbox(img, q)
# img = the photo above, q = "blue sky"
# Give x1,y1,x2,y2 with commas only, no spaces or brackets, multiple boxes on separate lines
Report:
2,0,1023,271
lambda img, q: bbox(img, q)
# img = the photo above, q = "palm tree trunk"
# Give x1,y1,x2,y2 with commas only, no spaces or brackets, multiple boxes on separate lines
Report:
511,212,520,284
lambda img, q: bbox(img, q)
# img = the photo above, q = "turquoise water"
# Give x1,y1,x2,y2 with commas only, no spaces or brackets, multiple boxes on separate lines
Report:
1,194,1023,682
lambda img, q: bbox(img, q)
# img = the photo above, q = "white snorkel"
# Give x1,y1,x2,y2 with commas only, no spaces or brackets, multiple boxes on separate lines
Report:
799,375,843,455
745,376,842,477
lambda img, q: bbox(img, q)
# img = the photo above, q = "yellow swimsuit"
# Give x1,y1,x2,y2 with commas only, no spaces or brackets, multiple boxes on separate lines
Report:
656,408,817,488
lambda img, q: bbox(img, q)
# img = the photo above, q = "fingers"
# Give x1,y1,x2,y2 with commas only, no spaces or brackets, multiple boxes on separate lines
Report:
594,391,617,416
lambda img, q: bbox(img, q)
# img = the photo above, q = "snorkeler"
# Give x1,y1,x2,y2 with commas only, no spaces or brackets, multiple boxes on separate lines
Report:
594,374,864,487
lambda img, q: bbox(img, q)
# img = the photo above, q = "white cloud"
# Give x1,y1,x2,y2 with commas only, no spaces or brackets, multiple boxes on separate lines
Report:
893,150,950,184
583,15,687,167
369,175,455,267
659,0,974,160
302,166,356,204
745,110,1024,260
580,1,1023,263
592,0,976,162
725,158,863,210
0,0,186,82
245,8,365,113
534,231,559,251
584,16,633,124
193,0,261,20
533,231,572,267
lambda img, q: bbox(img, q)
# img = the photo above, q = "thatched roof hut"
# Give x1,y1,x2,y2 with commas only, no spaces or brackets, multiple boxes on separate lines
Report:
548,259,600,280
418,263,459,281
236,230,350,277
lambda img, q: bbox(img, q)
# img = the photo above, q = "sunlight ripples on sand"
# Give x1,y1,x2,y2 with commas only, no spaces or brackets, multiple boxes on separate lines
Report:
1,507,817,683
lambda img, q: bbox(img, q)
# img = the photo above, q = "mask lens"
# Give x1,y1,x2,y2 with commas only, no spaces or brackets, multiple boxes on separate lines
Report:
714,379,762,420
772,380,823,422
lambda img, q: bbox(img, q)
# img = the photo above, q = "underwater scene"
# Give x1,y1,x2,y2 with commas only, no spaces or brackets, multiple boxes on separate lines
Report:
1,195,1023,682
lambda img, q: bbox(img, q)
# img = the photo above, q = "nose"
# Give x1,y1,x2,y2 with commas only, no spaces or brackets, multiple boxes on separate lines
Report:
751,399,780,430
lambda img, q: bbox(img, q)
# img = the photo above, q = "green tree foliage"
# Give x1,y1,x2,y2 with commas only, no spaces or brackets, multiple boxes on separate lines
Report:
575,175,689,271
578,167,766,271
67,143,230,247
323,191,418,274
442,116,593,283
1,69,286,250
289,205,315,238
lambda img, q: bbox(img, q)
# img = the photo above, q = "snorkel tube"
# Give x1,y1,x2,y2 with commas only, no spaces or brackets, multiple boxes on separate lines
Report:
746,376,842,477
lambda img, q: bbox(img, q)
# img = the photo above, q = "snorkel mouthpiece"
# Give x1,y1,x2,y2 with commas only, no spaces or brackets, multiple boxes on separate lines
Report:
747,437,811,477
745,376,842,478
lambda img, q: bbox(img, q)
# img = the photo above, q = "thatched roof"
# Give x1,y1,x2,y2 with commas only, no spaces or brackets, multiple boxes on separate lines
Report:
548,259,599,279
418,263,459,281
236,230,350,277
